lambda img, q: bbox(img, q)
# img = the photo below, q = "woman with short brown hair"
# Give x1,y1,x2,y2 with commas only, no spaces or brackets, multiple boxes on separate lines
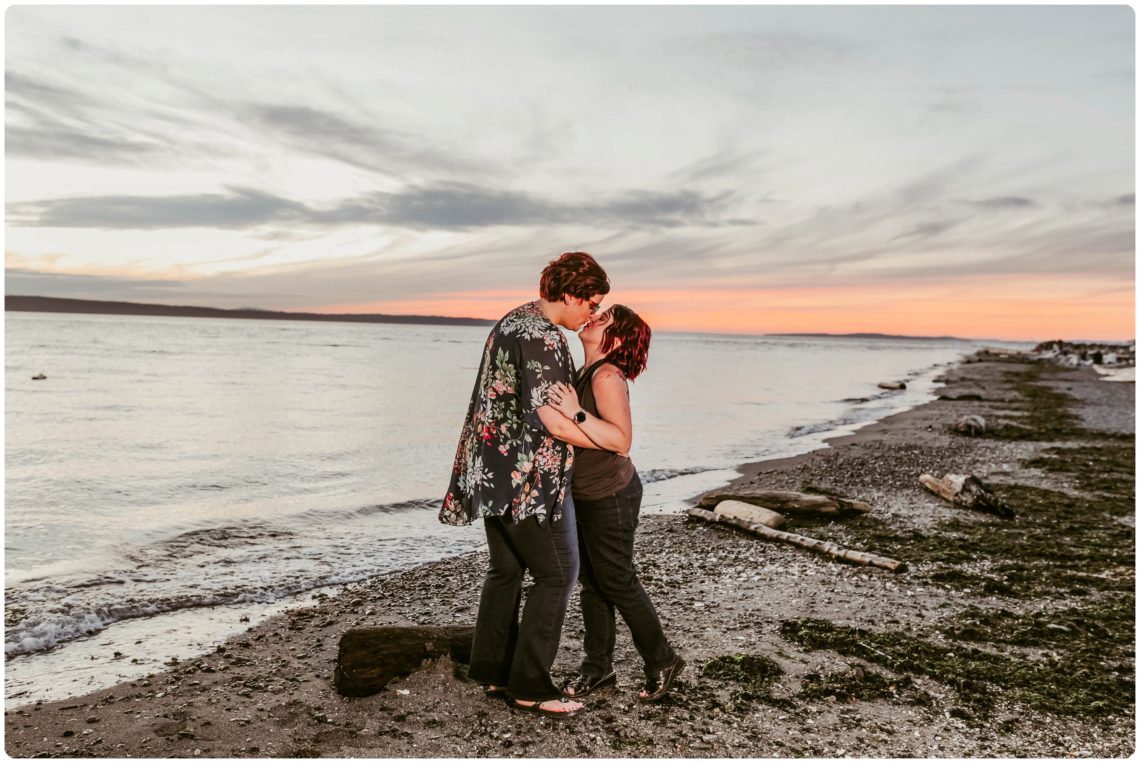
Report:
548,304,684,704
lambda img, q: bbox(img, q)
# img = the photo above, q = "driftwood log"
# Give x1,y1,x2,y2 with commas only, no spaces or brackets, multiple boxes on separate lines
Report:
334,625,474,697
697,490,871,517
686,508,907,572
919,473,1014,518
878,381,907,390
714,499,785,528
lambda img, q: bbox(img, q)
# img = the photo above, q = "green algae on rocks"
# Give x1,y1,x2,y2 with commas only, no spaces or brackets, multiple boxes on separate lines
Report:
1027,443,1136,494
797,478,1133,600
779,617,1133,719
798,666,933,707
700,654,789,707
983,365,1084,440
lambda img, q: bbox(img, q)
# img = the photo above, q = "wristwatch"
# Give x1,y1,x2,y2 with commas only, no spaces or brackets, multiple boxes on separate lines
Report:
573,409,587,424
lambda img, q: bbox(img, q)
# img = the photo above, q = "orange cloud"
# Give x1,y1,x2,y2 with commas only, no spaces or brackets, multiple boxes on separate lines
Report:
309,275,1134,342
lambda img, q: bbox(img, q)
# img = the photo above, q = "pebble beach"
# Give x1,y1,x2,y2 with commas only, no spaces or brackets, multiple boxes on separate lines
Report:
5,352,1134,758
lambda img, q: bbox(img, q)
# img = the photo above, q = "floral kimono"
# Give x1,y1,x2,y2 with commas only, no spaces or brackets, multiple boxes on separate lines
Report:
439,301,576,526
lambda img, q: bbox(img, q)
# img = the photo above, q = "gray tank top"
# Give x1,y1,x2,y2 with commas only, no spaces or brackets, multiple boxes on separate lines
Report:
571,360,637,500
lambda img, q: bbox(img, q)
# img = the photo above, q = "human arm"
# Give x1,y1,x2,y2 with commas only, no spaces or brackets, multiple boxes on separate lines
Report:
548,366,632,455
514,329,598,450
535,405,605,449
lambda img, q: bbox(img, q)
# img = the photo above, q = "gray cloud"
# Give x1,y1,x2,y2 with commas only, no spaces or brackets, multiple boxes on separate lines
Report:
9,187,308,229
5,71,158,162
246,104,401,171
1114,193,1135,206
244,102,487,178
250,105,385,149
665,148,769,184
317,185,553,229
679,30,855,70
6,124,162,163
5,269,190,300
593,190,731,229
6,71,87,105
10,184,740,231
6,68,194,165
7,194,1133,311
966,196,1036,209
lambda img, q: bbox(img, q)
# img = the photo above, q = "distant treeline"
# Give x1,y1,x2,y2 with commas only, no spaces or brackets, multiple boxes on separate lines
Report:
767,331,968,342
4,296,495,328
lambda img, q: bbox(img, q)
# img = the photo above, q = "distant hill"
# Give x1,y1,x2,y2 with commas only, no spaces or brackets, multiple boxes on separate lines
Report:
765,331,970,342
5,296,495,327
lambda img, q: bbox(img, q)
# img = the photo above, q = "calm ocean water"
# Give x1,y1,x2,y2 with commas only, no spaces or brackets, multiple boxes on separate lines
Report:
4,311,1026,703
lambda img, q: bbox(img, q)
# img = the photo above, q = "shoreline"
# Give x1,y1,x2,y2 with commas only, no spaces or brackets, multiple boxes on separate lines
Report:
4,355,956,695
5,354,1134,757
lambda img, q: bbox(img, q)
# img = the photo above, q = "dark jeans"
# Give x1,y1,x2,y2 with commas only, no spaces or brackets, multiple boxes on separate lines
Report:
575,474,675,677
467,495,579,702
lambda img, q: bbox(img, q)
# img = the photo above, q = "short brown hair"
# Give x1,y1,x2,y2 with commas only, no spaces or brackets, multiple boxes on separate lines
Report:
539,251,610,302
600,305,651,381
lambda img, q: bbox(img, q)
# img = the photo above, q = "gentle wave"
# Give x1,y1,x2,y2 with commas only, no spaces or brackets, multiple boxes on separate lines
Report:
6,572,363,658
639,466,715,484
5,498,469,658
788,418,860,438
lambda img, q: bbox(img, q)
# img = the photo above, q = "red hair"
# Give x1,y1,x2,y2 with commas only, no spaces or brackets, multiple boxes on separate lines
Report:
600,304,651,381
539,251,610,302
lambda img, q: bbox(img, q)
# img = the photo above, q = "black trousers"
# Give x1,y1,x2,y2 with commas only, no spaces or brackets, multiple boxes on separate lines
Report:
467,495,579,702
575,474,675,678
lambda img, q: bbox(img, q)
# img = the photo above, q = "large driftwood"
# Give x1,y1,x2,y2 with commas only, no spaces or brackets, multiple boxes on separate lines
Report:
878,381,907,390
686,508,907,573
697,489,871,516
919,473,1014,518
715,500,785,529
334,625,474,697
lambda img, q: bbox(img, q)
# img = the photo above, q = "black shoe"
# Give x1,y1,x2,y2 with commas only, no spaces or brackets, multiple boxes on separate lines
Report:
561,670,617,698
639,656,685,703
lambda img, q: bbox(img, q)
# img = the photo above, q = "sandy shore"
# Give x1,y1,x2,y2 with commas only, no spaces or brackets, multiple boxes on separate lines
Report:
5,353,1134,758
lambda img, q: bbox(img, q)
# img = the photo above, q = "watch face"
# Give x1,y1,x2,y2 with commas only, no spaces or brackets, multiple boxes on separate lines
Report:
575,411,586,423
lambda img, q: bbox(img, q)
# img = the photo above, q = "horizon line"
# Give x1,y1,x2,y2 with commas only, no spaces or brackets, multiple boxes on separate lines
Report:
5,294,1133,346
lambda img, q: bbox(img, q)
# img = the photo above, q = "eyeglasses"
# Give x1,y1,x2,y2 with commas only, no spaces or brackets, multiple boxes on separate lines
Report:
586,298,603,314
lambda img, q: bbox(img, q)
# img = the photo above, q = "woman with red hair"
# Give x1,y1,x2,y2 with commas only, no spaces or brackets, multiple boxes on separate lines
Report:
547,305,685,703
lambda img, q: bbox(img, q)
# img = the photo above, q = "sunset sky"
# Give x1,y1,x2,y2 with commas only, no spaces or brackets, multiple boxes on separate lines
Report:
5,5,1135,341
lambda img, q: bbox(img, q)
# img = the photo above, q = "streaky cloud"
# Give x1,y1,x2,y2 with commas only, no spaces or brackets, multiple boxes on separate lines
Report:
244,102,487,178
665,148,769,184
251,104,387,148
967,196,1036,209
5,268,188,297
6,124,162,163
6,71,87,104
11,184,740,231
9,187,308,229
6,66,202,165
891,220,959,241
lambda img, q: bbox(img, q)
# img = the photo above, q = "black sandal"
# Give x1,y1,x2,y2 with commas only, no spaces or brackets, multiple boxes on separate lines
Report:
639,655,685,703
561,671,616,698
511,697,583,718
482,685,507,698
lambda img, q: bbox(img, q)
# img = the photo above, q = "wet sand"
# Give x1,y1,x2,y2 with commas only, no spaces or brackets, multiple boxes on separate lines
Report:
5,354,1134,758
